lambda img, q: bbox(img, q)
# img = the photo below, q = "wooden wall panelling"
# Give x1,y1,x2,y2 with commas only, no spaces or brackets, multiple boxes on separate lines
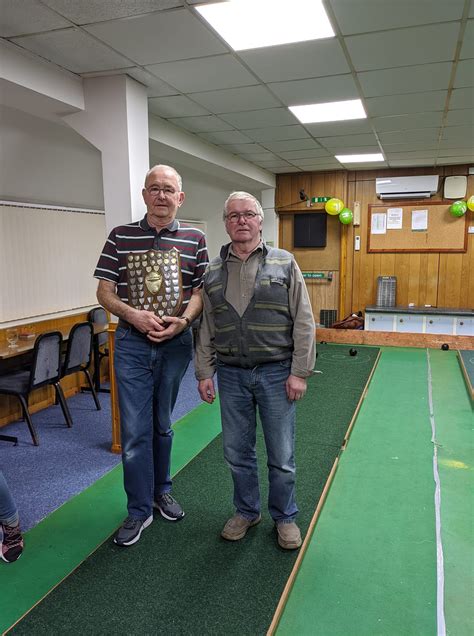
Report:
276,165,473,317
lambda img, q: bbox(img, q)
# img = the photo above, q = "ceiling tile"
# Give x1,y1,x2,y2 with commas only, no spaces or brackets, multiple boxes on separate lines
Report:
453,59,474,88
268,74,358,106
220,108,298,129
319,133,379,148
198,130,253,144
449,87,474,109
271,167,302,173
146,55,258,93
253,160,294,169
239,39,350,83
237,152,280,162
445,108,474,127
346,23,459,71
243,125,311,142
441,125,474,142
294,157,341,166
379,128,440,144
85,9,226,65
365,91,447,117
388,158,438,167
191,86,280,113
167,115,233,133
219,143,267,154
0,0,71,36
373,111,444,133
148,95,209,117
359,62,453,97
329,0,464,35
10,28,132,73
435,146,474,157
323,145,381,155
385,151,438,160
437,155,474,164
379,141,439,152
277,149,331,160
261,139,322,152
292,160,342,170
42,0,183,24
460,20,474,59
305,119,373,138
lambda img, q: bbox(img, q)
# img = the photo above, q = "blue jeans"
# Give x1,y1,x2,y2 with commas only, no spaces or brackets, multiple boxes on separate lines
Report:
114,326,193,519
0,470,19,526
216,359,298,523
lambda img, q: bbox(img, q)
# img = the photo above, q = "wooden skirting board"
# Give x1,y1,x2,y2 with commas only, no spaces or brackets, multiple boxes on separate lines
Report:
317,328,474,350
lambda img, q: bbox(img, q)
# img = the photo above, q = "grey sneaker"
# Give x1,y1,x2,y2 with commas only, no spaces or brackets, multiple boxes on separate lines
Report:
221,513,261,541
153,493,185,521
114,515,153,546
276,522,302,550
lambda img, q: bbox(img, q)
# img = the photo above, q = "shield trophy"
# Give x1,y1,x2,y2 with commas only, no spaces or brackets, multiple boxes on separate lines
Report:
126,247,183,318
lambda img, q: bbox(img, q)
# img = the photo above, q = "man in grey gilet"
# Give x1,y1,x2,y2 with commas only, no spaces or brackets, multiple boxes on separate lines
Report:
195,191,315,550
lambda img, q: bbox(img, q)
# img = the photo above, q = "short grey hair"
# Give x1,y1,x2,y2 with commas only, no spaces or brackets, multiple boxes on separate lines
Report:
145,164,183,191
223,191,264,221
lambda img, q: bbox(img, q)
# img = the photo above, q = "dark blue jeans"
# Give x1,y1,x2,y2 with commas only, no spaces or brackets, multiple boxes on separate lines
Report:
114,326,193,519
216,359,298,523
0,470,19,526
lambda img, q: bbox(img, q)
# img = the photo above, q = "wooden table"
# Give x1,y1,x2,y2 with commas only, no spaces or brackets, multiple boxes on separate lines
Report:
0,324,107,360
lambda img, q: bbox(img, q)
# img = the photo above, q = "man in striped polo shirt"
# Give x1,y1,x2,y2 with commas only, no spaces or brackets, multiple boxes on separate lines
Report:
94,164,208,547
195,192,315,550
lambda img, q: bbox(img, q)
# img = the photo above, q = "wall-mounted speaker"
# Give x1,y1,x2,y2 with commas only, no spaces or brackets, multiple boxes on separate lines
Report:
444,175,467,199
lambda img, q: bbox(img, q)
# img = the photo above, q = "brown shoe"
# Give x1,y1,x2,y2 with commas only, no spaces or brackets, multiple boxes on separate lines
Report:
276,522,302,550
221,514,262,541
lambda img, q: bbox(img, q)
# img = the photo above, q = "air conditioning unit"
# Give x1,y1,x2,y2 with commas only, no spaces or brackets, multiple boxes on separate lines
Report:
376,175,439,200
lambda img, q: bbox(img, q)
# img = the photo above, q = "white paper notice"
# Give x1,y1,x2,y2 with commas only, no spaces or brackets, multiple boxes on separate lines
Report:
412,209,428,231
371,212,387,234
387,207,403,229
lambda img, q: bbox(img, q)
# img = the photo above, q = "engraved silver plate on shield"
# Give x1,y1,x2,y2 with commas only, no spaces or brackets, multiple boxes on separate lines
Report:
126,247,183,317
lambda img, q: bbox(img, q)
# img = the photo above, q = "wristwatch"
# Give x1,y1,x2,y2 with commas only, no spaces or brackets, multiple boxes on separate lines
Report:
181,315,191,327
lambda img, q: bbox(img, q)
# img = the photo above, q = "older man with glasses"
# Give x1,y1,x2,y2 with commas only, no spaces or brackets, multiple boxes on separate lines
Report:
94,164,208,547
195,191,315,550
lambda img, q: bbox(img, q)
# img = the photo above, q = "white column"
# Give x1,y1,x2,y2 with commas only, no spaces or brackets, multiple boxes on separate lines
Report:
64,75,149,232
261,188,277,247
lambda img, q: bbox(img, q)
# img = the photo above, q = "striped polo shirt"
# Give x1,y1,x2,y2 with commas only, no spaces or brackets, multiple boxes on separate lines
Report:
94,215,209,311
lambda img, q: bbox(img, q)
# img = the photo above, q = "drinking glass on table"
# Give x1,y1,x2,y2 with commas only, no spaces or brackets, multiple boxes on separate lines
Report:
5,328,19,348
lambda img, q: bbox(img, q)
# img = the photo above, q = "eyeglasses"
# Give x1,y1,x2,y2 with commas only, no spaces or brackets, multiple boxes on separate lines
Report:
145,186,178,197
225,211,260,223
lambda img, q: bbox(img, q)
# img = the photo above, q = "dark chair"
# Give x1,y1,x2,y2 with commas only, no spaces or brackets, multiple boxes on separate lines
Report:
0,331,72,446
87,307,110,393
62,322,101,413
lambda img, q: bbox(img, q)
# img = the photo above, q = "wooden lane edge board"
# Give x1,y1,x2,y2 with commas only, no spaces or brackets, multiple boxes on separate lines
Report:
458,350,474,400
317,328,474,350
267,347,380,635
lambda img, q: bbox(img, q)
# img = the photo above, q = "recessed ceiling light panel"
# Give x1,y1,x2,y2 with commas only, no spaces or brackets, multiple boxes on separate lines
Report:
289,99,367,124
335,153,385,163
196,0,334,51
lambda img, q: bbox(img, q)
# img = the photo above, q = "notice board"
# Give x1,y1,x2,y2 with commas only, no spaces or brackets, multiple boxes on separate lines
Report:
367,200,468,253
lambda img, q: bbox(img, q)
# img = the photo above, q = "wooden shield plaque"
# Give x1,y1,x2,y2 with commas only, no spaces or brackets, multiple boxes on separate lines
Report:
126,247,183,317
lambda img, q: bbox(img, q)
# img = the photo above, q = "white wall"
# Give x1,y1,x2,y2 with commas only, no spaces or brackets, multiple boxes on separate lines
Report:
0,105,104,210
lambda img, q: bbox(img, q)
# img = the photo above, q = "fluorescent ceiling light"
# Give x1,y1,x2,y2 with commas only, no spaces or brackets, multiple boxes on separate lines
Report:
289,99,366,124
196,0,334,51
335,153,385,163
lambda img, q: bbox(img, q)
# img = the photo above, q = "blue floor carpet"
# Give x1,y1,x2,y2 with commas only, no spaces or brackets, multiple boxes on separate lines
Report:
0,361,202,531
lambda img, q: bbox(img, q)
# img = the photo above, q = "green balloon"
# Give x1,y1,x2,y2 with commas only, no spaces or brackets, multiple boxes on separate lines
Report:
450,200,467,217
339,208,353,224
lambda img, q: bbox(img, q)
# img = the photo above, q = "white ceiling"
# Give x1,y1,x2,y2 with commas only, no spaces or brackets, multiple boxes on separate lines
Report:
1,0,473,173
